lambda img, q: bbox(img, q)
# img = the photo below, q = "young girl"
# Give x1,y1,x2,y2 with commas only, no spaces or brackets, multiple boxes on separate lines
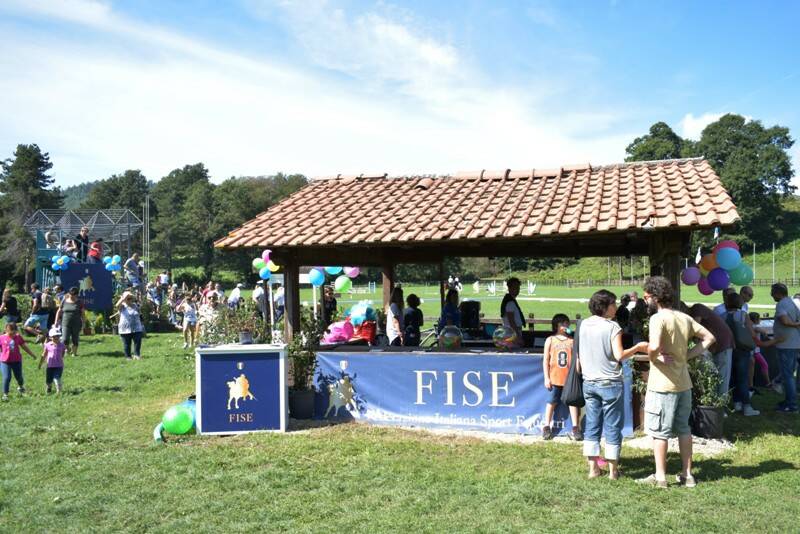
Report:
1,322,38,401
181,294,198,349
39,328,66,393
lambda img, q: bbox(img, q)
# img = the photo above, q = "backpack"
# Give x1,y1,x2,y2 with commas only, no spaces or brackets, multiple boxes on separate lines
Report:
725,311,755,351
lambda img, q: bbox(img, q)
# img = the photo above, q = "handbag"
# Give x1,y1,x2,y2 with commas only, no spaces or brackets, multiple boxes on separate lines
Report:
725,311,755,351
562,319,585,407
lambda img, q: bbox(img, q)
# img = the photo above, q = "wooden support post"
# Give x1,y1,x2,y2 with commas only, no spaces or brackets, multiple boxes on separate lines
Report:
283,257,301,343
382,261,395,312
648,232,687,304
439,261,446,311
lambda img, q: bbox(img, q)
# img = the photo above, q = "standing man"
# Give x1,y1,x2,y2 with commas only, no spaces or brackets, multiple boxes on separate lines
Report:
252,280,266,320
501,277,525,347
636,277,715,488
124,253,141,292
770,283,800,413
273,284,285,322
739,286,753,312
74,226,90,262
690,303,734,398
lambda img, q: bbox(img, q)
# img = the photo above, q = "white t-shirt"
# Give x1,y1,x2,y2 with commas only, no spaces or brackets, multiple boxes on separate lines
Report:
182,302,197,324
502,299,524,331
386,303,403,341
252,286,265,304
715,302,748,316
274,288,285,307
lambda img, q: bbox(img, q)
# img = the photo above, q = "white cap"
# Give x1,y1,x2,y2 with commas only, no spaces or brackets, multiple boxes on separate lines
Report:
48,327,62,337
256,280,264,285
237,283,244,288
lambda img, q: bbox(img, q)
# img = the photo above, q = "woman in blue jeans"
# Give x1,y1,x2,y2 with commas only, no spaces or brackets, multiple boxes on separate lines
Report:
724,292,760,416
116,292,144,360
578,290,643,480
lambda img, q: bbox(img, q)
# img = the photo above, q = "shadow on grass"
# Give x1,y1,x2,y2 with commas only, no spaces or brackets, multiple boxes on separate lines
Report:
622,456,797,481
63,385,124,395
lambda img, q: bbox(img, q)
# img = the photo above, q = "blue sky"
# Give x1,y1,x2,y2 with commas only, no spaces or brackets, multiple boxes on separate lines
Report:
1,0,798,187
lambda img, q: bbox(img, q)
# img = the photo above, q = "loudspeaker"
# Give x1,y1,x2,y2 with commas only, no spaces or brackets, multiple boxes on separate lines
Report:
459,300,481,330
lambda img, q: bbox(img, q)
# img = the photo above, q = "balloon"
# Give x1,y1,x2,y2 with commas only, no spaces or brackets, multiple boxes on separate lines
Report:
61,255,70,264
261,249,271,262
103,256,112,264
697,277,714,296
114,264,122,271
716,247,742,271
106,264,114,271
112,255,122,264
258,266,272,280
162,405,194,435
266,260,280,272
51,255,59,263
707,268,730,291
698,264,709,276
56,258,64,266
344,266,360,278
699,254,718,273
713,240,740,253
729,263,753,285
308,268,325,287
334,275,352,292
681,267,701,285
51,263,60,271
324,266,343,275
252,258,266,270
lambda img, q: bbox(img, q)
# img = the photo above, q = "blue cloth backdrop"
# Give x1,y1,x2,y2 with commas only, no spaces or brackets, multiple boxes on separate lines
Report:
59,263,113,311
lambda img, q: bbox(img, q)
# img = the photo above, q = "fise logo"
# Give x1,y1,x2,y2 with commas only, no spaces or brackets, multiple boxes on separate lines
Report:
226,361,257,411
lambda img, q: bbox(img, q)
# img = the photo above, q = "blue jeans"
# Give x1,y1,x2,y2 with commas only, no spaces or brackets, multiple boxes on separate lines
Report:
777,348,798,409
1,361,24,394
732,349,752,404
120,331,143,358
582,380,624,460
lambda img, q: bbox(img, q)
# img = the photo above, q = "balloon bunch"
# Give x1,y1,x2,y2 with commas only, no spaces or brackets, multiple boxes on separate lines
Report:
252,249,280,281
50,254,72,272
681,241,752,296
154,398,196,443
103,255,123,272
346,301,377,326
307,266,360,290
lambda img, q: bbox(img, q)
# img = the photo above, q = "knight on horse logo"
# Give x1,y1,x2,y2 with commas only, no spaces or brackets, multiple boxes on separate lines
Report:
324,375,356,417
79,271,94,295
227,373,256,410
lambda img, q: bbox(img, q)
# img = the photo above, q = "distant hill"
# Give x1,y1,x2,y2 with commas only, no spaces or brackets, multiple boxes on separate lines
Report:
62,181,100,209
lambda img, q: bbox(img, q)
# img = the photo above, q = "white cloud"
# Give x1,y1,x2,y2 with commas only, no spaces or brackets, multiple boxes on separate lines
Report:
679,112,725,140
0,0,633,187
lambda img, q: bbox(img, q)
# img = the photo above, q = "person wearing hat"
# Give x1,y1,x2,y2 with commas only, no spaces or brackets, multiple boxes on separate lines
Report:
116,292,144,360
55,287,85,357
252,281,266,319
228,283,243,310
39,327,66,393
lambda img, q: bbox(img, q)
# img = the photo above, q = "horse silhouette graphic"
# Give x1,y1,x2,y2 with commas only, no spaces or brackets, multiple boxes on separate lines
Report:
325,375,356,418
79,273,94,294
227,373,256,410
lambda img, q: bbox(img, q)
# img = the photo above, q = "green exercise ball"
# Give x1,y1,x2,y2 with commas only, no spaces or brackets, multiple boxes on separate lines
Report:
162,405,194,435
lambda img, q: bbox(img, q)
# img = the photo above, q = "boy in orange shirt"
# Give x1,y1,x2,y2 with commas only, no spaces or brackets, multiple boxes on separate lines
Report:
542,313,582,440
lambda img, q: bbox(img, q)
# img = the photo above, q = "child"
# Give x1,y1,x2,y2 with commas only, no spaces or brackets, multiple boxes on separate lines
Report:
39,328,66,393
23,315,46,343
542,313,582,441
1,322,38,400
749,312,779,390
181,294,198,349
403,294,423,346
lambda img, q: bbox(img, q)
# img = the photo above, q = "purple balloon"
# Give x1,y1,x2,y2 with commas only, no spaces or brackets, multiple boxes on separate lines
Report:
707,268,730,291
681,267,701,285
697,277,714,296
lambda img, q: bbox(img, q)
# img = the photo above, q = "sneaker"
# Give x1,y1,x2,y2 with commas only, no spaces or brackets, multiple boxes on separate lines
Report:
1,394,8,401
772,383,784,395
776,405,799,413
733,402,743,412
542,426,553,440
17,386,25,395
572,427,584,441
636,474,668,489
182,342,188,349
743,405,760,416
676,474,697,488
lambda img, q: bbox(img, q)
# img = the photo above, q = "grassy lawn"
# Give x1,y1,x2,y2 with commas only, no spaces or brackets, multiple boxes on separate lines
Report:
2,332,799,532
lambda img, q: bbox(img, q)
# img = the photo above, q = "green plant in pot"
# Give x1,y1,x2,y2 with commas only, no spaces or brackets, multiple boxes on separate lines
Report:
688,355,729,439
287,307,324,419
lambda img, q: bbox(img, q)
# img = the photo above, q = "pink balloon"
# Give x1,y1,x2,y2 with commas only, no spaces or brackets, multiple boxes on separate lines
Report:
344,266,360,278
697,277,714,296
713,240,739,253
261,249,272,262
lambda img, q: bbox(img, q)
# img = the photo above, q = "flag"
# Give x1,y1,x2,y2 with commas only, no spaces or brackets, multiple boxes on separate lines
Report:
695,247,702,264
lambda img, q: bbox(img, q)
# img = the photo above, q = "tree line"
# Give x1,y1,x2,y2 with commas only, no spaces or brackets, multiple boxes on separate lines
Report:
0,112,795,287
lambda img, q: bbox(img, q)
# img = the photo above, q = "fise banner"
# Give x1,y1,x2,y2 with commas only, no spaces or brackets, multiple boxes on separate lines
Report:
314,352,633,437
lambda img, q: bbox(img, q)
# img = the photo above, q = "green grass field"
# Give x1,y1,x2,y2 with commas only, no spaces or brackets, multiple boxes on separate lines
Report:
1,332,799,532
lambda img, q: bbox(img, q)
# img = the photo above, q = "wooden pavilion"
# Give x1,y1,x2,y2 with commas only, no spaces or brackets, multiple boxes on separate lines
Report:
215,157,739,341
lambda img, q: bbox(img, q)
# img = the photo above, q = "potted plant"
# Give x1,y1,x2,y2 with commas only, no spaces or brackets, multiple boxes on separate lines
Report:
689,356,729,439
287,307,324,419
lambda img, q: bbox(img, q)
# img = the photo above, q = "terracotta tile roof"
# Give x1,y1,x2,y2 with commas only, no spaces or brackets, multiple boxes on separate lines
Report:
214,158,739,249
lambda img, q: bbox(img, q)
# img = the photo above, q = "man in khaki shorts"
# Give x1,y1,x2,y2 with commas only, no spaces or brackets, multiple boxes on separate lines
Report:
635,277,716,488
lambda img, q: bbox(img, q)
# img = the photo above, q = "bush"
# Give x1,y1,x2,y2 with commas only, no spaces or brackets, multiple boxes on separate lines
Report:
287,307,325,391
689,355,729,408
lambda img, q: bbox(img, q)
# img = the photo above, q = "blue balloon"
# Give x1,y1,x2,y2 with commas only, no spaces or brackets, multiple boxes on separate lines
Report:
112,255,122,264
103,256,112,264
114,264,122,271
106,264,115,271
324,266,343,275
51,263,60,271
308,268,325,287
259,266,272,280
716,247,742,271
51,255,59,263
61,255,70,264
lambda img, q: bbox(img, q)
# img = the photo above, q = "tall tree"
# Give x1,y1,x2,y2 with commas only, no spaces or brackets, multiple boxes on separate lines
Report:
150,163,210,270
625,121,686,162
0,144,63,282
180,180,217,279
693,114,795,246
81,170,150,211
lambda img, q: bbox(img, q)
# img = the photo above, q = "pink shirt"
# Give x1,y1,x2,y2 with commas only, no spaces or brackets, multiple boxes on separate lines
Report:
0,333,26,363
43,342,66,368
